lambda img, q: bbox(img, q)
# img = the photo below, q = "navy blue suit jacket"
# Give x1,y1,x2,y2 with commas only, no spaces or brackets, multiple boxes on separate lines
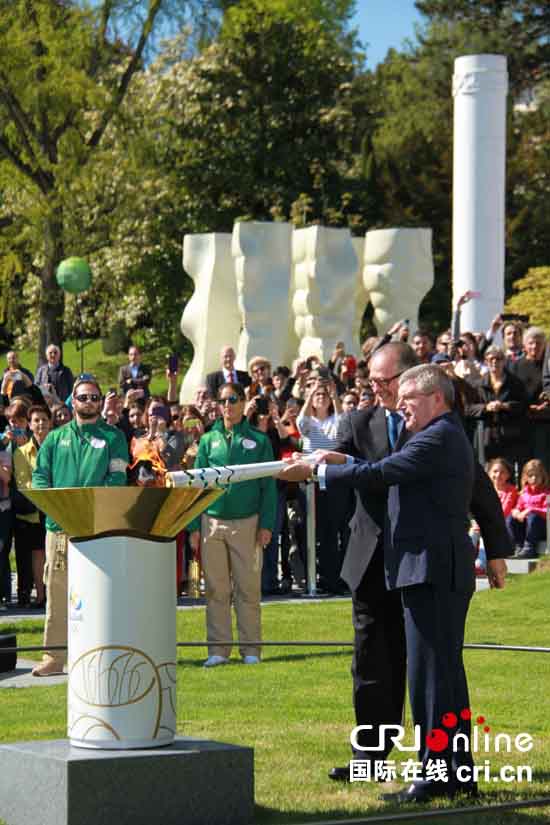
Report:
326,411,475,592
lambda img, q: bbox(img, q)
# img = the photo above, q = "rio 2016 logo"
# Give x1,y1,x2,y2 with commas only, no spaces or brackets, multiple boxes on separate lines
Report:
351,708,533,754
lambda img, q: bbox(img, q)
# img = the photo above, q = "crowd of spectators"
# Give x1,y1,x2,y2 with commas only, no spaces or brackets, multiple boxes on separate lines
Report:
1,299,549,611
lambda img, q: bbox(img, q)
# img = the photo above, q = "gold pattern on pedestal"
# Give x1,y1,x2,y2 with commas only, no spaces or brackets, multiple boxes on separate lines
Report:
69,645,177,743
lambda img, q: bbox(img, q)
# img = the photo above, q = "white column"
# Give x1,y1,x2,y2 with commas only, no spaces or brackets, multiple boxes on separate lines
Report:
180,233,240,403
452,55,508,333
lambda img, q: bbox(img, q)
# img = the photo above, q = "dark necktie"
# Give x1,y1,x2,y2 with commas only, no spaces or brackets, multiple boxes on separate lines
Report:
388,411,401,450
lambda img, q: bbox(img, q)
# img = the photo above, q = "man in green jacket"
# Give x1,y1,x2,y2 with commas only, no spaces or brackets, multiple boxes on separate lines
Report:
32,377,128,676
189,382,276,667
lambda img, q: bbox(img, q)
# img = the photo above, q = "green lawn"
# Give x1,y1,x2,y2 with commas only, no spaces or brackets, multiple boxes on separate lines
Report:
1,569,550,824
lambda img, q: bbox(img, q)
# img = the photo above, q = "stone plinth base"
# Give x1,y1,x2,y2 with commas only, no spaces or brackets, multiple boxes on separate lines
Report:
0,737,254,825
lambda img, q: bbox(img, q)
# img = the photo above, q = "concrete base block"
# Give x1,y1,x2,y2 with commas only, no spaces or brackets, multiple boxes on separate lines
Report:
0,737,254,825
506,558,538,575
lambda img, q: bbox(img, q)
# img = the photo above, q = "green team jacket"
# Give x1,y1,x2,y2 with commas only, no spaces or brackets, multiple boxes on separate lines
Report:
188,417,276,533
32,418,129,532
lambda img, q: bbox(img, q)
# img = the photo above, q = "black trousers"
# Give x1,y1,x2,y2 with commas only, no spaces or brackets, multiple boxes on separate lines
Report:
402,582,474,778
13,519,37,600
351,543,407,759
316,486,354,592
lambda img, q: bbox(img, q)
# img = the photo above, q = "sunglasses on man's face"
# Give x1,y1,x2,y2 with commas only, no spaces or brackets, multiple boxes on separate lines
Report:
74,393,100,403
218,395,239,405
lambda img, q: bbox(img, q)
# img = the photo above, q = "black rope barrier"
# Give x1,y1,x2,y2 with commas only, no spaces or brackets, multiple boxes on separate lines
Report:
290,796,550,825
3,641,550,654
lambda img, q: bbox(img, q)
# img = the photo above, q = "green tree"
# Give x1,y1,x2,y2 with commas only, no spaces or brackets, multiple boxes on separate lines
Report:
505,267,550,333
67,8,374,353
361,3,550,331
506,82,550,280
213,0,357,41
131,3,372,233
0,0,208,359
415,0,550,95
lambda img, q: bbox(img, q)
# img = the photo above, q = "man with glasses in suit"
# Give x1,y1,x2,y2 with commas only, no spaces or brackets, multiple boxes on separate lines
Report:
31,377,129,676
188,382,276,667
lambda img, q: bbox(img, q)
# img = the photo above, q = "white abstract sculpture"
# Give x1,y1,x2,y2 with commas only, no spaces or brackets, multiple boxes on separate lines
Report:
232,221,293,369
362,228,434,335
180,234,240,403
452,55,508,333
292,226,359,362
179,224,437,389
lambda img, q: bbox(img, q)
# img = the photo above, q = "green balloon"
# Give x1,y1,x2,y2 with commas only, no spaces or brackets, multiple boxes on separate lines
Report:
56,257,92,294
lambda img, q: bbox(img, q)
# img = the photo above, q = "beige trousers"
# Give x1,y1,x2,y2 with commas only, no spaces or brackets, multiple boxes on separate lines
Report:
42,531,68,667
201,514,261,659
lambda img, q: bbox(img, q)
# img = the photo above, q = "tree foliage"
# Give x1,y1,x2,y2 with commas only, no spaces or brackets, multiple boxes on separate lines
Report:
362,2,550,331
0,0,206,358
415,0,550,95
505,267,550,333
143,4,369,232
1,0,548,356
1,0,372,355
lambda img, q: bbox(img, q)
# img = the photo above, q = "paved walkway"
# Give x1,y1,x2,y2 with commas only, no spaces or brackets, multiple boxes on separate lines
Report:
0,659,67,689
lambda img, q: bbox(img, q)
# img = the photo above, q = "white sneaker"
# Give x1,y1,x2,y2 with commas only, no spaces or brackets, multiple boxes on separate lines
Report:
203,655,229,668
242,655,260,665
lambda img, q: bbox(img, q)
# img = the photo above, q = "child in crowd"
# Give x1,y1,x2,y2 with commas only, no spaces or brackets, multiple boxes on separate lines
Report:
507,459,550,559
472,457,518,575
488,457,518,517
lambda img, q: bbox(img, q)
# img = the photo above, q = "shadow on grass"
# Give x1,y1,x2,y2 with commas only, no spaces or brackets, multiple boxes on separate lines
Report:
254,787,550,823
177,649,351,667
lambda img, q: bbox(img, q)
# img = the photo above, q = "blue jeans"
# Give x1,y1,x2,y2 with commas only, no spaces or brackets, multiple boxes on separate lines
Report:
506,512,546,550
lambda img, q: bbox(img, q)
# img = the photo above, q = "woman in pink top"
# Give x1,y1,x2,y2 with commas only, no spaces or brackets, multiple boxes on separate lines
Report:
507,459,549,559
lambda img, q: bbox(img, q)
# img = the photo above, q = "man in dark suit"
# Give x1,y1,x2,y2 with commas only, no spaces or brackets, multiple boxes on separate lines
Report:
206,346,251,399
118,346,151,399
280,354,508,802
